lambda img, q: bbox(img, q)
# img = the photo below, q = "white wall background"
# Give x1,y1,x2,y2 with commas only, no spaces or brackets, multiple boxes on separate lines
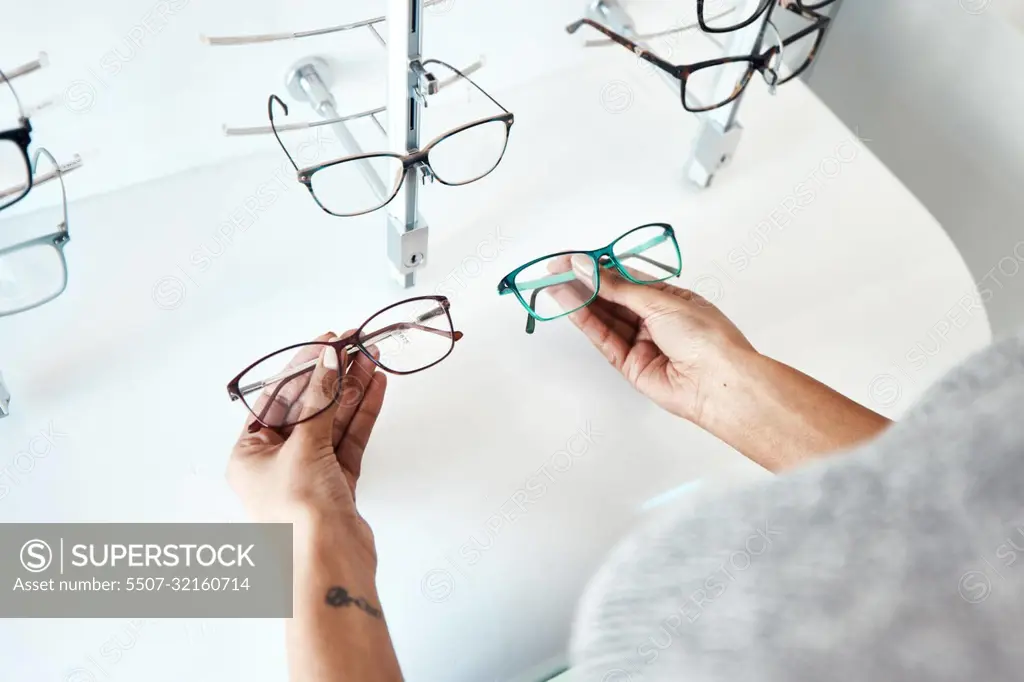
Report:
807,0,1024,335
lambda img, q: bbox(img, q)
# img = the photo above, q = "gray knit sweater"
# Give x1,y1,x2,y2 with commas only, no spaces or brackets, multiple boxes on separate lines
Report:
570,328,1024,681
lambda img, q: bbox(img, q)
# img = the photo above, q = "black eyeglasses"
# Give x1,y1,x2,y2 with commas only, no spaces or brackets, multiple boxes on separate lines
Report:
270,58,514,218
697,0,837,34
0,67,34,213
567,18,783,113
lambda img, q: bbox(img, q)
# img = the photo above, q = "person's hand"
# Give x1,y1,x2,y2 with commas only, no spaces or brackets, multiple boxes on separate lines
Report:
227,332,387,564
558,255,757,423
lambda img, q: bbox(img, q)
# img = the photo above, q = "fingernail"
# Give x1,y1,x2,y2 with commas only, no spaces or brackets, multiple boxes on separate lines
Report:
322,337,339,370
571,254,593,280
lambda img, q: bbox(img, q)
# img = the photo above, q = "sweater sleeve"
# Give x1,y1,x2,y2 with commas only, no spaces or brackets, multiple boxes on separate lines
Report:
570,329,1024,682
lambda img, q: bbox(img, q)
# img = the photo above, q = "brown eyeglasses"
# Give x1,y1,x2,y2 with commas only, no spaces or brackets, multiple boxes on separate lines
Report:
227,296,464,433
566,18,783,113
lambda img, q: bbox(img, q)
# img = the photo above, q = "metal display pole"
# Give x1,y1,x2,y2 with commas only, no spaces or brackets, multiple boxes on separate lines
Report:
687,0,778,187
385,0,430,288
207,1,454,289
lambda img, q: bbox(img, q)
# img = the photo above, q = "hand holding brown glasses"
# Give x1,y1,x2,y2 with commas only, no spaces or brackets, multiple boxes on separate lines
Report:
227,331,388,561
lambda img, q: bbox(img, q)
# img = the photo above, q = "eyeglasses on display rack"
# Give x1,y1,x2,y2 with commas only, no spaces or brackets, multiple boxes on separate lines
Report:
0,67,34,212
566,18,784,113
773,4,832,84
498,223,682,334
227,296,464,432
0,147,75,317
269,58,515,218
696,0,837,34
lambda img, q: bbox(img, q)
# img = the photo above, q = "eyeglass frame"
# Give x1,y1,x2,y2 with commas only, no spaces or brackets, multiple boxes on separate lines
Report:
696,0,837,34
0,67,34,213
227,295,464,432
0,147,71,318
269,58,515,218
497,223,682,334
566,18,782,113
773,4,831,85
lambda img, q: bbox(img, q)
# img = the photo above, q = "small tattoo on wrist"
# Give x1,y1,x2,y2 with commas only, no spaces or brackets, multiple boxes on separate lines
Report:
325,586,383,619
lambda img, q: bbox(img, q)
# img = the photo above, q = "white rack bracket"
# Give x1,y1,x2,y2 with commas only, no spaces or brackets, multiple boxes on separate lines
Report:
688,119,743,186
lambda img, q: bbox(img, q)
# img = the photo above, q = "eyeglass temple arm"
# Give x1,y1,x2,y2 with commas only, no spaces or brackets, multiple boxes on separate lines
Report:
0,67,25,121
0,154,82,201
202,0,448,45
773,6,830,51
250,56,485,140
267,95,299,171
360,320,464,347
581,9,735,47
229,105,386,137
566,19,679,77
235,308,461,398
420,58,510,114
620,252,679,273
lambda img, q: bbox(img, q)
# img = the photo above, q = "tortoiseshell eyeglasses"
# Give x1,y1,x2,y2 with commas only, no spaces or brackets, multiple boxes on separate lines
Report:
567,6,831,113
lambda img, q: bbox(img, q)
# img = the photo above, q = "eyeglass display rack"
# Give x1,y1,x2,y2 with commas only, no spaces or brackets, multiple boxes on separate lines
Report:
1,52,81,420
581,0,779,188
205,0,484,289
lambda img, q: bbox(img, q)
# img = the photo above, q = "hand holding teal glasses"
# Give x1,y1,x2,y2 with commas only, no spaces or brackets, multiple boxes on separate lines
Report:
497,223,682,333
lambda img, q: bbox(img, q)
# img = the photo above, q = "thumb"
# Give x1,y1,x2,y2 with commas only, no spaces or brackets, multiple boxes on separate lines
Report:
571,254,680,320
290,339,343,446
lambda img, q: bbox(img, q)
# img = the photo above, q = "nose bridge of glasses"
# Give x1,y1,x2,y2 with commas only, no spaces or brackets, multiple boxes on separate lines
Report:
402,148,433,185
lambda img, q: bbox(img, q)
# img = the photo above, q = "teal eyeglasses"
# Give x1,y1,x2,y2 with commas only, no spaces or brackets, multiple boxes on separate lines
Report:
497,223,682,333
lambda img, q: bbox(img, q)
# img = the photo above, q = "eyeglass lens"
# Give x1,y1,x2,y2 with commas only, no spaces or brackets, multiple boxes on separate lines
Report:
0,243,64,315
610,225,681,283
513,253,599,321
310,154,406,217
775,14,824,83
427,119,509,186
699,0,771,31
357,298,456,373
237,342,341,430
685,60,754,111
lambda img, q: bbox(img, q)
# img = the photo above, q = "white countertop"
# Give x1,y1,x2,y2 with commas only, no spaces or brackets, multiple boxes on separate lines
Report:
0,33,990,682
